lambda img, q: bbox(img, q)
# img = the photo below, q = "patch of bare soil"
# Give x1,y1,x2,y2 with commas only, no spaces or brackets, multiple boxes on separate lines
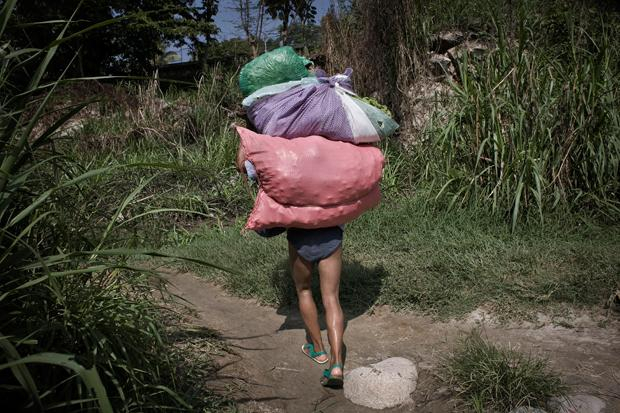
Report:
164,271,620,413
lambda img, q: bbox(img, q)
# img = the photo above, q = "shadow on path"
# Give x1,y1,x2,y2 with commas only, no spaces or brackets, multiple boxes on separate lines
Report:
270,258,389,332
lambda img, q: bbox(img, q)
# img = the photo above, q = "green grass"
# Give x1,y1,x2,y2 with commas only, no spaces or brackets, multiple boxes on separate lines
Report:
63,69,250,246
444,330,566,412
171,192,620,319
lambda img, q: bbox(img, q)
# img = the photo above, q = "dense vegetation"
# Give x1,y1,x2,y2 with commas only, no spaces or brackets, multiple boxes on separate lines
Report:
0,2,232,411
1,0,618,411
324,0,620,228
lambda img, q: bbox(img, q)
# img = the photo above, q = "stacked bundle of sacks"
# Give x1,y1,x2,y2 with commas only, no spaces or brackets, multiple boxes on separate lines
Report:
236,47,398,230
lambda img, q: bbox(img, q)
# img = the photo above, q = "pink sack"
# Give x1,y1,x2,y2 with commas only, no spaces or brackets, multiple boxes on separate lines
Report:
247,186,381,229
237,127,384,206
236,127,384,230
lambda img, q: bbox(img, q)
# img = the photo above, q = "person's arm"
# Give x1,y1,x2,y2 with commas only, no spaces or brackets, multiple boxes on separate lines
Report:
244,160,258,183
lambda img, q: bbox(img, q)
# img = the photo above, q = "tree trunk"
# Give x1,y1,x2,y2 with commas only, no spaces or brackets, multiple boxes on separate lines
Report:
281,21,289,45
281,5,291,45
255,0,265,53
249,36,259,57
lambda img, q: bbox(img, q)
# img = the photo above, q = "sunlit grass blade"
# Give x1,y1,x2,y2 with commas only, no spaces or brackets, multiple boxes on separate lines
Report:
94,175,157,251
0,352,113,413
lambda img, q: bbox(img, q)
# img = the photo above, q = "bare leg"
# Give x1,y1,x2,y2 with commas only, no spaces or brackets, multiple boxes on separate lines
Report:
318,246,344,378
289,242,328,363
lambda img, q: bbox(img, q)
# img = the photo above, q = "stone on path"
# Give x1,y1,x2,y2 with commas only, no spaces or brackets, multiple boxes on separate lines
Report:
344,357,417,410
549,395,606,413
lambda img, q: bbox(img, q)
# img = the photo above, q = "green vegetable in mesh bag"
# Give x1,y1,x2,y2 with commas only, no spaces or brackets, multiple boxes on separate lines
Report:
356,96,393,118
353,96,399,138
239,46,312,97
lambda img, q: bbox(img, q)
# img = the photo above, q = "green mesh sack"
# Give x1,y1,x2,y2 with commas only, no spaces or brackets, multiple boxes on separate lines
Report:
239,46,312,97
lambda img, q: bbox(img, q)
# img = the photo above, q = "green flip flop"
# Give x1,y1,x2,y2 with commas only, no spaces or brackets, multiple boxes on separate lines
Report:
321,363,344,389
301,343,328,364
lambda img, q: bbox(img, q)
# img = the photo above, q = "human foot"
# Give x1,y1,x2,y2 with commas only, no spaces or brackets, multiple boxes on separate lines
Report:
301,343,329,364
320,363,343,388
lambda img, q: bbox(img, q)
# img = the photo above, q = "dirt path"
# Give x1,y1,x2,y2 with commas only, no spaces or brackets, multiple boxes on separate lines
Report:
165,271,620,412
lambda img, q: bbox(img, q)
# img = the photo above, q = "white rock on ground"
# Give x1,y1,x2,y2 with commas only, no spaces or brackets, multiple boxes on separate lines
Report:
344,357,417,409
549,395,606,413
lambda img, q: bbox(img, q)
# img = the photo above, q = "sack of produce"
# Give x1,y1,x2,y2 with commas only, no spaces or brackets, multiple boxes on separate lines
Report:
246,70,398,143
236,127,384,229
248,186,381,230
238,46,313,97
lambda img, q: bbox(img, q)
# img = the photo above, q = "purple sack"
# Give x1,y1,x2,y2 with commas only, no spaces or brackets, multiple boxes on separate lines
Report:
246,69,379,143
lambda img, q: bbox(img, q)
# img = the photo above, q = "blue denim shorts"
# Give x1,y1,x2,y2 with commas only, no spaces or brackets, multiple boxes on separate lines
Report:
287,226,343,263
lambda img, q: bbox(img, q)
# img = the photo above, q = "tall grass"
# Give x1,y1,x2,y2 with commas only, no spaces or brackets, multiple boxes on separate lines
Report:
70,67,248,236
445,330,566,412
323,0,620,227
429,5,620,228
0,2,228,411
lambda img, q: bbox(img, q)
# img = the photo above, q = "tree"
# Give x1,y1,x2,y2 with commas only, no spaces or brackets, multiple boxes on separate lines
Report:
207,38,253,67
264,0,292,46
264,0,315,47
287,22,321,53
4,0,219,77
233,0,266,58
291,0,317,52
159,50,182,65
174,0,220,66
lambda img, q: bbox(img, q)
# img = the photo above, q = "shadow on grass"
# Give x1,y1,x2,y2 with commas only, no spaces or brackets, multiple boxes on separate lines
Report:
270,258,389,332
